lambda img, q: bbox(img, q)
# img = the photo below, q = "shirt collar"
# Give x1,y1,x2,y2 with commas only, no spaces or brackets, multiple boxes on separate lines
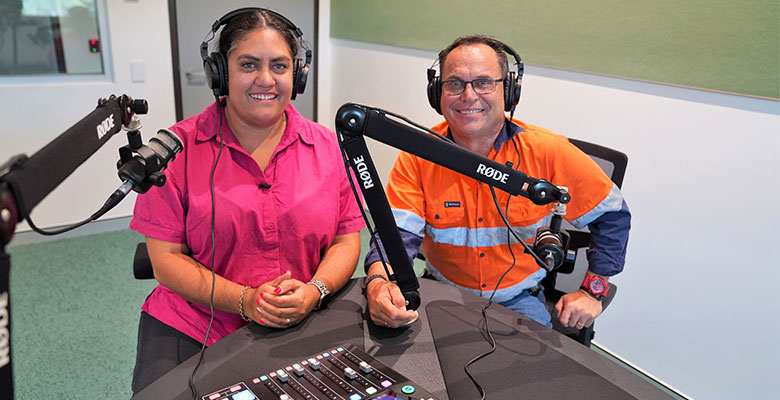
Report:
445,119,526,152
195,100,314,147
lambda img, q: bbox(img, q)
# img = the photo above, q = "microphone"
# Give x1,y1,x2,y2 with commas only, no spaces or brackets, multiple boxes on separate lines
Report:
531,204,572,272
533,226,566,271
96,129,183,217
117,128,183,194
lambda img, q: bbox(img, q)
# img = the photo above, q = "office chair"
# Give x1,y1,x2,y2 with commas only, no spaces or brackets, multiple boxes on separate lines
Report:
540,138,627,347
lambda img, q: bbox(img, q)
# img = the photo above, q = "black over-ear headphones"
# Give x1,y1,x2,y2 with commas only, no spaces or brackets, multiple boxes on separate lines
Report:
426,42,524,115
200,7,312,100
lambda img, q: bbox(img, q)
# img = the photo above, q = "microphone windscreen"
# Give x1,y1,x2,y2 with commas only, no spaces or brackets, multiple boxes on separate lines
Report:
148,129,183,163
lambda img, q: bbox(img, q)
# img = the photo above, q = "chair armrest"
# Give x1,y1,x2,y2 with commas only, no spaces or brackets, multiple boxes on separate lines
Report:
133,242,154,280
602,282,617,310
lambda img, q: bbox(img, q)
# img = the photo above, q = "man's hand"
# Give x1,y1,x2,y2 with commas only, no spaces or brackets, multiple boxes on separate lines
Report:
365,278,418,328
554,290,603,329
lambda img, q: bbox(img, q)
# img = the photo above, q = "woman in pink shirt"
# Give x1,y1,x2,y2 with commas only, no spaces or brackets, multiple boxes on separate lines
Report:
129,9,365,393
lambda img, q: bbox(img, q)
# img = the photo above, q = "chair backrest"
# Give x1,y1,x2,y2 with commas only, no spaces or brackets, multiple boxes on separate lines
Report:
568,138,628,189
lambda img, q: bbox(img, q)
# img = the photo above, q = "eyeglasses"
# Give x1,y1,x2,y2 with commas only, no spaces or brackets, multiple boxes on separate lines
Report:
441,78,503,95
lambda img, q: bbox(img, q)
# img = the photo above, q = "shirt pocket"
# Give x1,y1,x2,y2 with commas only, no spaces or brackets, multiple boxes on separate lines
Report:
426,200,466,230
506,200,550,229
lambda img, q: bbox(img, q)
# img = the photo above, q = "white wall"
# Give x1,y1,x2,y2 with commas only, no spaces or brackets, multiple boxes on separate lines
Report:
320,9,780,400
0,0,176,232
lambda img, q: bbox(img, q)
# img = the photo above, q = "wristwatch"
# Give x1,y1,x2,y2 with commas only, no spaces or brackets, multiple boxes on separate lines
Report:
307,280,330,310
580,275,609,301
360,274,387,296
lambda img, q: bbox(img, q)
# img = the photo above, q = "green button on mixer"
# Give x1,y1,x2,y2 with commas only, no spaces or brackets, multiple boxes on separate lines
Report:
401,385,415,394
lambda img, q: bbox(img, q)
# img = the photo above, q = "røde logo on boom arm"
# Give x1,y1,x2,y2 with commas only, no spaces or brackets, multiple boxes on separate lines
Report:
476,163,509,184
353,155,374,189
96,114,115,140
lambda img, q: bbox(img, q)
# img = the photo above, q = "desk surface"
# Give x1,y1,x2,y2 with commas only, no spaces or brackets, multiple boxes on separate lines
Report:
134,279,672,400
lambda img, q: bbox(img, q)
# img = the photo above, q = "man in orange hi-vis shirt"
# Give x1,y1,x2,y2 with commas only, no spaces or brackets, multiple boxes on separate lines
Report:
363,35,630,330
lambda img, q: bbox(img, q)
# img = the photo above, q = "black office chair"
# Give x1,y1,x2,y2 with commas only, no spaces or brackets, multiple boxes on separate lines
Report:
541,138,628,347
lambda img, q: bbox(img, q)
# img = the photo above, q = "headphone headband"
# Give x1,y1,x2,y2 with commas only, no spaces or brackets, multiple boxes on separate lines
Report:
500,43,524,78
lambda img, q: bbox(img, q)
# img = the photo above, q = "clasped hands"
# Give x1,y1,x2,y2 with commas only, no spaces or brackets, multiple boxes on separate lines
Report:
242,271,321,329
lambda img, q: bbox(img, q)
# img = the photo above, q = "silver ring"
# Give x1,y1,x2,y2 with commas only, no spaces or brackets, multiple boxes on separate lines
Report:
576,322,585,327
286,318,291,325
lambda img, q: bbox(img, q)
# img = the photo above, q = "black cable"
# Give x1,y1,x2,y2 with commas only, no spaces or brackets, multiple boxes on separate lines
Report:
335,131,393,279
463,133,527,399
462,187,520,400
24,181,133,236
491,185,550,269
189,98,224,400
25,214,93,236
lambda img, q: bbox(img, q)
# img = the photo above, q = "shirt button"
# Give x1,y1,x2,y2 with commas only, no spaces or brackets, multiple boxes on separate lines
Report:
479,253,485,257
435,214,440,219
481,283,486,288
478,217,483,222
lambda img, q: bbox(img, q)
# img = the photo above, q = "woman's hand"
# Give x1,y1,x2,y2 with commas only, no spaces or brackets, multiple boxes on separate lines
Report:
251,272,320,328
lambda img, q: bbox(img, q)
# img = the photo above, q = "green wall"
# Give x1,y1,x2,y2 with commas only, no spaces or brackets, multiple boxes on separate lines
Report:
332,0,780,99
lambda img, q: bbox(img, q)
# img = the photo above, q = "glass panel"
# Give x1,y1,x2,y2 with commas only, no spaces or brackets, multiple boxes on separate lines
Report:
0,0,104,75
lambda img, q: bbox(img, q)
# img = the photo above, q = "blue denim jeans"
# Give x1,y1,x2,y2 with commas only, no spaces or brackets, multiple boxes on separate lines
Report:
499,287,552,328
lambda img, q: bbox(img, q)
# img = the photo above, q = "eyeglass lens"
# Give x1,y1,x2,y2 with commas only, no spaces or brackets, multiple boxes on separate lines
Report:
442,79,501,95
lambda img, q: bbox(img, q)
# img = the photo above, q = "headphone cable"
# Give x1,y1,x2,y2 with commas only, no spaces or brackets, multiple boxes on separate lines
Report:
188,97,224,400
463,130,529,399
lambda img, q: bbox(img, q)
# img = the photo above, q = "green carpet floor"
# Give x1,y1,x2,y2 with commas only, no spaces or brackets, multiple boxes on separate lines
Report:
8,229,154,398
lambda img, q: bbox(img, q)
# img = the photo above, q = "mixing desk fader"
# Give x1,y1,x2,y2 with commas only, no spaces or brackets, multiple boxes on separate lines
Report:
202,344,439,400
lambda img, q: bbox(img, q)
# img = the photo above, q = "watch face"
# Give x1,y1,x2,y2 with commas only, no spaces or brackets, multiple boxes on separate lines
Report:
589,278,606,294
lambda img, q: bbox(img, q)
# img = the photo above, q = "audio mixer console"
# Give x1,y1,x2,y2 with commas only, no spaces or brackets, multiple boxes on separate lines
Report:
201,344,439,400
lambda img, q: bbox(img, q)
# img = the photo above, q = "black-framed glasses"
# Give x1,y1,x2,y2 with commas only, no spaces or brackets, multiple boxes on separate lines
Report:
441,78,503,95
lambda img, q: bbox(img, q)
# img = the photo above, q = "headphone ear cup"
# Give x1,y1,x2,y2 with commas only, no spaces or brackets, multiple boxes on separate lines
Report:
205,52,229,97
504,71,522,112
203,55,220,97
291,58,309,101
504,71,515,112
513,74,522,107
427,76,443,115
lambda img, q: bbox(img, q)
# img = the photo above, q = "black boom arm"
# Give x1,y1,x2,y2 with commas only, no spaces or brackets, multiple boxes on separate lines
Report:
335,103,570,311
